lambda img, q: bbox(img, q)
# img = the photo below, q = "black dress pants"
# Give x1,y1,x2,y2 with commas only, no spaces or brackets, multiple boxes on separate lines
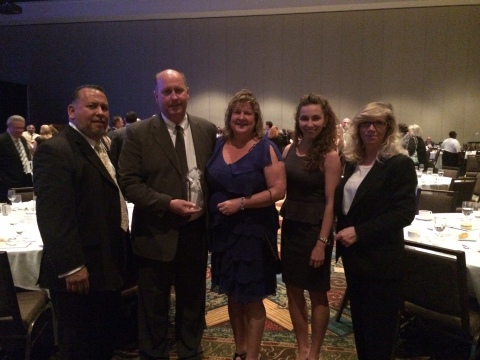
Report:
344,272,402,360
137,217,208,360
50,289,121,360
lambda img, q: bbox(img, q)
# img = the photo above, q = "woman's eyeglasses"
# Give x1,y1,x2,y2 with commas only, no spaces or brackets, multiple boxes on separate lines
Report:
359,121,387,129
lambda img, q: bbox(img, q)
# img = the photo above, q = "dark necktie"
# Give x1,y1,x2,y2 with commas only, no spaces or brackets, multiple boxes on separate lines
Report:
175,125,188,200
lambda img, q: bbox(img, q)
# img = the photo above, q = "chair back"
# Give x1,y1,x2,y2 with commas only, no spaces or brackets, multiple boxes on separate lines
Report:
0,252,24,333
442,166,460,179
418,189,458,213
9,187,34,202
449,177,477,208
466,155,480,173
433,149,441,166
472,172,480,202
403,241,478,339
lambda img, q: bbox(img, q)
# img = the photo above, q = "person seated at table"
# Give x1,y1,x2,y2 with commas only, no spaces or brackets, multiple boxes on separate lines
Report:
425,136,435,149
441,131,462,167
334,102,417,360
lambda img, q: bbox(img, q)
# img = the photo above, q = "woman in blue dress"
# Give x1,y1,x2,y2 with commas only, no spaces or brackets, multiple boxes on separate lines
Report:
206,89,286,360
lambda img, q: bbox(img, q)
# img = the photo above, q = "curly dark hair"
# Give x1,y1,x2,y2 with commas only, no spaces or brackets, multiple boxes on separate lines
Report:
292,93,338,171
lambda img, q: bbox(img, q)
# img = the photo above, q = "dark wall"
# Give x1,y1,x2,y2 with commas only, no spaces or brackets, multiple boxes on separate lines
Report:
0,81,29,133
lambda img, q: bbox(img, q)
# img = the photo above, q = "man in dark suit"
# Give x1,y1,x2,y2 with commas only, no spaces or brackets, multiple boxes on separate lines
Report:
119,69,217,360
33,85,128,360
110,110,138,170
0,115,33,202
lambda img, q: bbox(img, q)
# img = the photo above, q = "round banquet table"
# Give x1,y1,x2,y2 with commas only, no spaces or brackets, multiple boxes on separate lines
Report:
404,212,480,304
0,208,43,290
0,202,134,291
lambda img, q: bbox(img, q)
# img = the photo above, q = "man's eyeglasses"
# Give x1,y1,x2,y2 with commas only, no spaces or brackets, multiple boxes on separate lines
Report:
359,121,387,129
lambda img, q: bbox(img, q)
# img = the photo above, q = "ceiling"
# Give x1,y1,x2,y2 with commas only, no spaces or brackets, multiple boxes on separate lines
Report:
1,0,479,26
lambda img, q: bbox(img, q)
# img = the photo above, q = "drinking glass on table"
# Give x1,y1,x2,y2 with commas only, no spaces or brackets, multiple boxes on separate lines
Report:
426,168,433,175
462,201,475,220
438,169,444,177
419,164,424,172
433,216,446,237
7,189,16,203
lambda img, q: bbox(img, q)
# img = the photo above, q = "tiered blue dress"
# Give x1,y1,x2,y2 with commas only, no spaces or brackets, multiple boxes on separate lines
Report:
206,136,281,304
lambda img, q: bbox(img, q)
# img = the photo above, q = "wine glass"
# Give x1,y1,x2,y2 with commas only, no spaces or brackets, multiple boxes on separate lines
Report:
14,222,25,241
7,189,16,203
433,216,446,237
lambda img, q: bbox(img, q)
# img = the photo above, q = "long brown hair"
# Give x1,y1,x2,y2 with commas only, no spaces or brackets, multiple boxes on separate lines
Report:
292,93,338,171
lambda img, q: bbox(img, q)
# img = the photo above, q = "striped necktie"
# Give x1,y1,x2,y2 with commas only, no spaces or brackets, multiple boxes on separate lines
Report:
94,142,129,232
15,138,31,174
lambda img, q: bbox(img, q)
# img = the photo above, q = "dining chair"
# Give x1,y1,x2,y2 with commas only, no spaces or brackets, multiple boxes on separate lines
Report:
449,177,477,210
417,189,458,213
441,166,461,179
402,240,480,360
466,155,480,173
473,172,480,202
0,252,56,360
8,187,35,202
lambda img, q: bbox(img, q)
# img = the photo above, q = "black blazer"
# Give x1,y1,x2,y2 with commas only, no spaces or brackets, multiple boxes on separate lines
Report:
33,126,125,291
118,114,217,262
0,132,33,202
334,154,417,279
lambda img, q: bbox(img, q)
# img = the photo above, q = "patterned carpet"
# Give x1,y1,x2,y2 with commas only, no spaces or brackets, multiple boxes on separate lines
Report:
11,246,474,359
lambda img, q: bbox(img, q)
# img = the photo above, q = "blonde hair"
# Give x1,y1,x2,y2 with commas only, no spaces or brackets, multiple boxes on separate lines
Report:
343,102,403,165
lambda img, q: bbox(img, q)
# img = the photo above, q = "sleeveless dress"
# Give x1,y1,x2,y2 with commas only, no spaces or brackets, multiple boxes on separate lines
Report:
280,145,333,292
206,136,282,304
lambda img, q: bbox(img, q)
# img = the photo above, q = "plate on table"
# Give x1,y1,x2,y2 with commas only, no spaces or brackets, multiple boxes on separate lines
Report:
415,215,433,221
447,220,479,231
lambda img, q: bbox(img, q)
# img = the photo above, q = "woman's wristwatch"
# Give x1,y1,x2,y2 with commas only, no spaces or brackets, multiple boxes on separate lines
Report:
317,236,331,246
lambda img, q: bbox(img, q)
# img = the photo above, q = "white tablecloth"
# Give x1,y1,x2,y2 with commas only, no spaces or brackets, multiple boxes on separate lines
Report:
0,203,135,291
0,209,43,290
417,174,452,190
405,213,480,304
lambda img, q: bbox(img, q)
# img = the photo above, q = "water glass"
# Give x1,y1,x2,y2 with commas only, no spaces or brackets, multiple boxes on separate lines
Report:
438,169,444,177
433,216,446,236
419,164,425,172
462,201,475,220
426,168,433,175
7,189,16,203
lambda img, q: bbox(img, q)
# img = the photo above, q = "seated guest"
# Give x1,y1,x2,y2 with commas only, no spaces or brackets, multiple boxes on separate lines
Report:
441,130,461,167
425,136,435,149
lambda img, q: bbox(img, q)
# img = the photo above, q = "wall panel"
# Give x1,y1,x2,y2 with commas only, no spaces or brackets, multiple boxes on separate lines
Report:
0,6,479,144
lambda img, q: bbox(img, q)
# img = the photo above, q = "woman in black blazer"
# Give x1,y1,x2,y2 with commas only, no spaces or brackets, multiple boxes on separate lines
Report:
334,102,417,359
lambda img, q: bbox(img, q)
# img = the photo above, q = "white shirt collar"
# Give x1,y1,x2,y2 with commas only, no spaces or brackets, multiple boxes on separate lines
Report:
161,113,189,132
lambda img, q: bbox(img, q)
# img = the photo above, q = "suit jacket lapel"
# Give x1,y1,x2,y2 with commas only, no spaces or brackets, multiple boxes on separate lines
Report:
189,115,206,171
65,127,116,186
150,115,182,175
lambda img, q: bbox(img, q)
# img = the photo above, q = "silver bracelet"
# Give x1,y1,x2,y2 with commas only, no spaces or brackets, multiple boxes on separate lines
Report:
240,196,245,211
